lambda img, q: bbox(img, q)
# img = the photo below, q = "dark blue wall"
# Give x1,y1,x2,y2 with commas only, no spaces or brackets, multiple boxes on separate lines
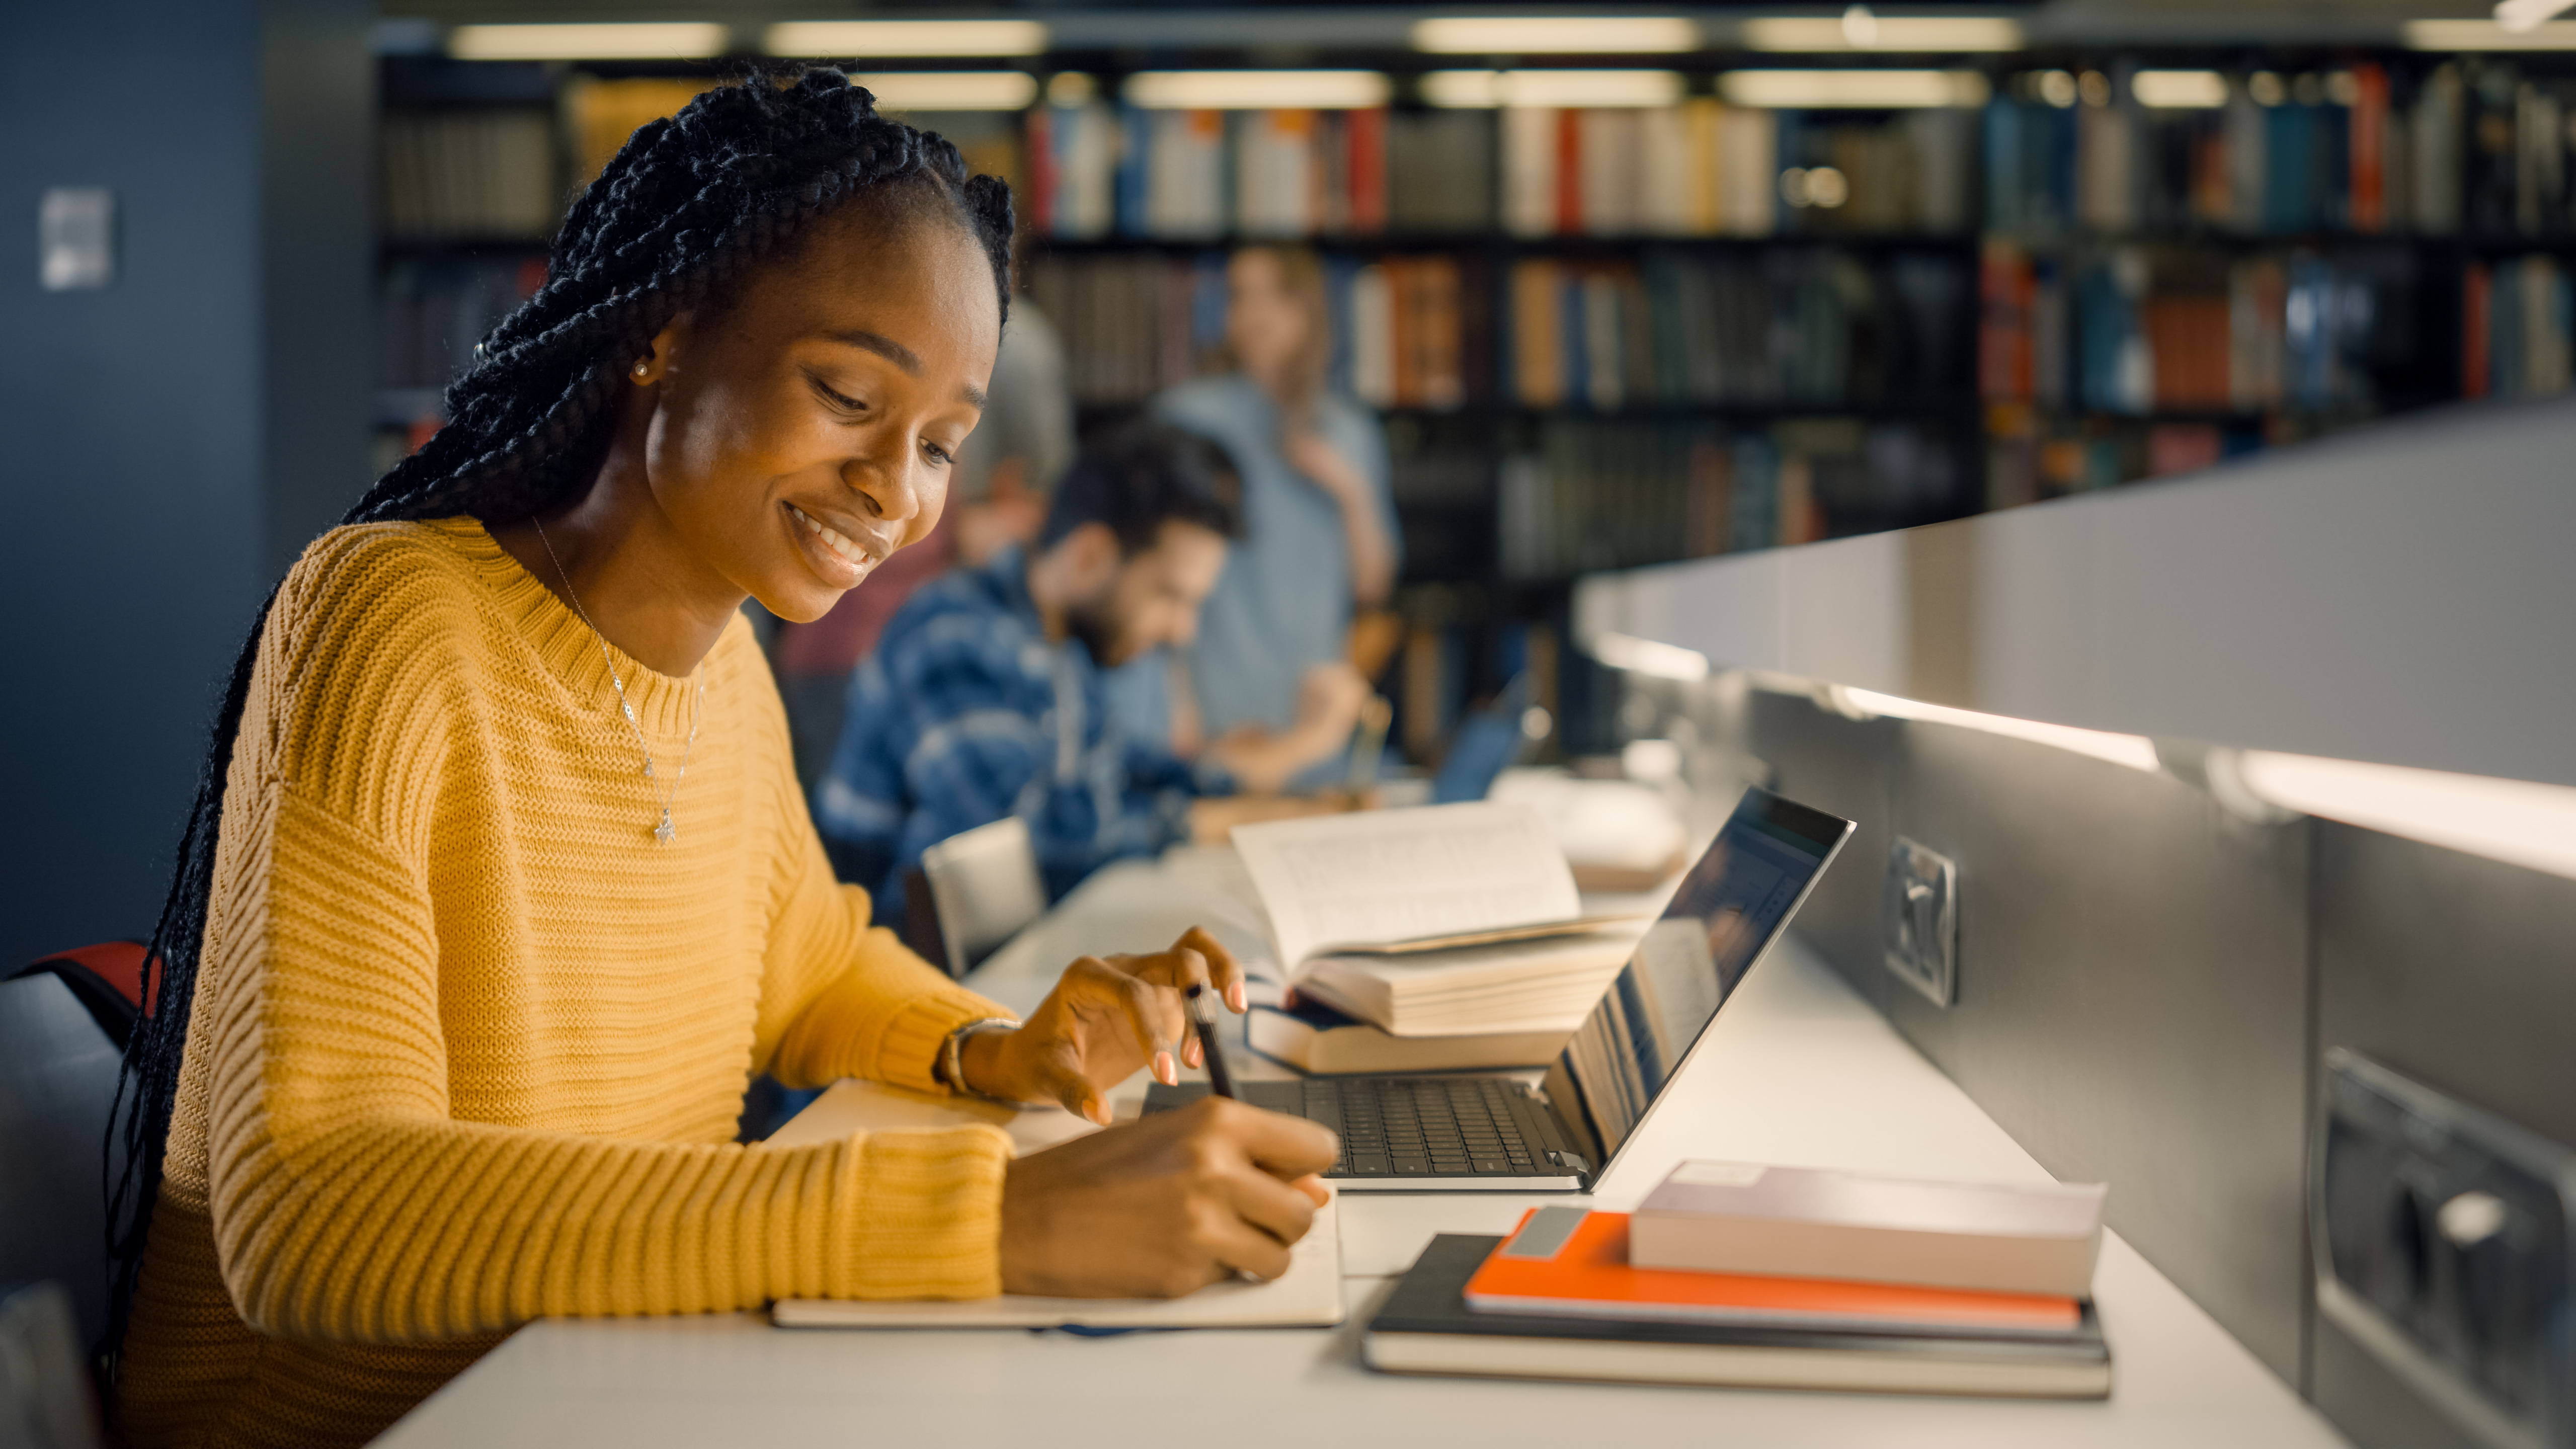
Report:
0,0,370,965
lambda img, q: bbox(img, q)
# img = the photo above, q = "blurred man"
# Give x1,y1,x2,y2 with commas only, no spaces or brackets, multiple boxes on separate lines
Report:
816,424,1364,916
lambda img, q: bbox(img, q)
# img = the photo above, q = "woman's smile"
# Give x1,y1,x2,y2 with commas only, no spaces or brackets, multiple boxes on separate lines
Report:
784,500,888,587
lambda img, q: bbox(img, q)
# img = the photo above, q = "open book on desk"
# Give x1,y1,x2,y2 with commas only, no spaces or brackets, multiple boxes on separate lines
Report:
1231,803,1645,1036
764,1080,1345,1330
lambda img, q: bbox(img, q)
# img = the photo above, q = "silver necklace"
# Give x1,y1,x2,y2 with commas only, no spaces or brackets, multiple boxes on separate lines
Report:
533,519,704,845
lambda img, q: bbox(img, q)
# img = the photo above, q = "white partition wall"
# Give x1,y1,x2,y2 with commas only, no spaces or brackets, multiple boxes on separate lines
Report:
1575,396,2576,790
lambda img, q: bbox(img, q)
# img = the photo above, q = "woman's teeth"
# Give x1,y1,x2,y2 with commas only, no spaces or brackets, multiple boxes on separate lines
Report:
787,504,872,572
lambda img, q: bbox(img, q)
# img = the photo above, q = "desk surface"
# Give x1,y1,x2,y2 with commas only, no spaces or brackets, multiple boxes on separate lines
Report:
376,851,2348,1448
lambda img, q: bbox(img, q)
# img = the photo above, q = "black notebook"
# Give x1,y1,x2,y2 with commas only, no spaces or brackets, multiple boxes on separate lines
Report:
1363,1235,2113,1400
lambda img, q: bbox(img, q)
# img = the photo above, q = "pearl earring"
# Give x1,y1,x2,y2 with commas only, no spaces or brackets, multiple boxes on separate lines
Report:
631,359,652,380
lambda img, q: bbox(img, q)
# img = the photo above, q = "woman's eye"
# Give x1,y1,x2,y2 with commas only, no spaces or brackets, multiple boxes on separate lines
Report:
923,442,955,466
810,375,866,413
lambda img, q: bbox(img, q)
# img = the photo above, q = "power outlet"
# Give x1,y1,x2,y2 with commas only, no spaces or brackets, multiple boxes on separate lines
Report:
1881,837,1957,1007
2314,1049,2575,1449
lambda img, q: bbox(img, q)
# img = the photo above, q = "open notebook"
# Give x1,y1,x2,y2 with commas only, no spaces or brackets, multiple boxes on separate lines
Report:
765,1080,1345,1330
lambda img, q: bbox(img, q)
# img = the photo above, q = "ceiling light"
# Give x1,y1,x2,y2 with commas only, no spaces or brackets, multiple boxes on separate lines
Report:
1836,688,2162,773
2496,0,2576,33
1718,69,1991,108
852,72,1040,111
1738,16,2023,52
2405,18,2576,47
1422,69,1687,108
2131,69,2229,108
1411,16,1701,54
1591,631,1711,682
448,22,729,61
764,20,1049,57
2232,751,2576,881
1123,70,1390,110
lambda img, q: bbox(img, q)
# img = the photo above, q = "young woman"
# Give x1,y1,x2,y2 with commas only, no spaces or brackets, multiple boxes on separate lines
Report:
1147,247,1391,774
106,73,1333,1448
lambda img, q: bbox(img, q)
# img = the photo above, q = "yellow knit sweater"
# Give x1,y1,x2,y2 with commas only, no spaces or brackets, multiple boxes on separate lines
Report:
115,518,1015,1448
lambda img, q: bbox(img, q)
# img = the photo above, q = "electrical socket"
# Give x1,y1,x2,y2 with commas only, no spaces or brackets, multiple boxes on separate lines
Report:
2314,1049,2575,1449
1881,836,1957,1007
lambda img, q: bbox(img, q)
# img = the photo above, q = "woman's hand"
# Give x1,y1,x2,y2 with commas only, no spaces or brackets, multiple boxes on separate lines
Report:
1000,1096,1338,1297
959,927,1249,1124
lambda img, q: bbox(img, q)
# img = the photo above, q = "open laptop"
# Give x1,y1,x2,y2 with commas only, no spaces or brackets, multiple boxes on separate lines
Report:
1146,786,1856,1191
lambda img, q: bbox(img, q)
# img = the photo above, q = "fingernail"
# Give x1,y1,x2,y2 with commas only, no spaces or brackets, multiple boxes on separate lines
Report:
1184,1037,1204,1068
1228,981,1248,1013
1156,1050,1176,1085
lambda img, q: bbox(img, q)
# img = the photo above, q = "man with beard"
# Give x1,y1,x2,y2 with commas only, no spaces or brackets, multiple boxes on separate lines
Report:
817,423,1365,919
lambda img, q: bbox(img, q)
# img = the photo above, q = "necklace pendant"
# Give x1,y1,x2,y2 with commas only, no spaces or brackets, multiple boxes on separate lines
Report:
653,808,675,845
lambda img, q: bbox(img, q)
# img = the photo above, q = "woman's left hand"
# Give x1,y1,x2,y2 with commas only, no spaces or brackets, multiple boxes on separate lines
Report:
959,927,1250,1124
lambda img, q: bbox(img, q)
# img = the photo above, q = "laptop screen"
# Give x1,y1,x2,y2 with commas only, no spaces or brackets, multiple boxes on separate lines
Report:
1542,787,1854,1174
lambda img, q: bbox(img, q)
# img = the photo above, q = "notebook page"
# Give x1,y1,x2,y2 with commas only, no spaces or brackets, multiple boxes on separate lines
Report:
1233,803,1582,971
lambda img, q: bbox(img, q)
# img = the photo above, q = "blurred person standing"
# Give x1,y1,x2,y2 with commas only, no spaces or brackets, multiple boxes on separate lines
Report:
1151,247,1395,778
773,300,1073,794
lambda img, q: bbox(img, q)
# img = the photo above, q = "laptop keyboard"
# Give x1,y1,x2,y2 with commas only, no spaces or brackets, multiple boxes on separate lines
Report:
1299,1077,1544,1177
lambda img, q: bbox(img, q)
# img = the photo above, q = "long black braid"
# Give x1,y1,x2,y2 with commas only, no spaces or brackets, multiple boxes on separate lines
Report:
101,67,1014,1371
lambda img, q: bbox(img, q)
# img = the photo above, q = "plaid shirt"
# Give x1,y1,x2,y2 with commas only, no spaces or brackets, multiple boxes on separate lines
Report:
815,546,1210,918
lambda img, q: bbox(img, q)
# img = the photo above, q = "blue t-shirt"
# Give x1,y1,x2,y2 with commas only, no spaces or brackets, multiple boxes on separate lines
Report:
1152,375,1400,738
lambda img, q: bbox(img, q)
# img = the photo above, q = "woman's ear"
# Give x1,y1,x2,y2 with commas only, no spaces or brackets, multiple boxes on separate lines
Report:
631,318,688,386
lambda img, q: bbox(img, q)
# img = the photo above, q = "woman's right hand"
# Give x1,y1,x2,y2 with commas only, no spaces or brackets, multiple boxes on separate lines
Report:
998,1096,1338,1298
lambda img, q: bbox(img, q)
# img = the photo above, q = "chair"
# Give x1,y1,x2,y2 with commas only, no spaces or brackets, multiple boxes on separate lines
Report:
0,1282,104,1449
917,816,1048,979
1,943,146,1352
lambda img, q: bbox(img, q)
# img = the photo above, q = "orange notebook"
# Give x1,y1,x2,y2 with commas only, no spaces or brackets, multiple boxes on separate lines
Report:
1464,1209,2083,1339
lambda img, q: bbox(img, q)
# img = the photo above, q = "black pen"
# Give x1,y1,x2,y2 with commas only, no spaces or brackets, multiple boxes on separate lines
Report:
1184,984,1238,1100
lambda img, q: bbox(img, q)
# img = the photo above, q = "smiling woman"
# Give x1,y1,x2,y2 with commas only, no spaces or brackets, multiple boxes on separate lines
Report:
106,70,1334,1449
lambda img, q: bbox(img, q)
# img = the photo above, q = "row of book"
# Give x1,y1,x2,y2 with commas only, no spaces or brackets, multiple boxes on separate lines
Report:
1979,240,2419,416
1024,248,1974,414
381,108,559,239
1028,103,1975,241
1990,60,2576,239
1497,417,1963,580
1984,418,2267,507
2466,253,2575,399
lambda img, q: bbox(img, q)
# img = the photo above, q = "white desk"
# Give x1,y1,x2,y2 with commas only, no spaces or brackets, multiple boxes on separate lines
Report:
375,851,2348,1448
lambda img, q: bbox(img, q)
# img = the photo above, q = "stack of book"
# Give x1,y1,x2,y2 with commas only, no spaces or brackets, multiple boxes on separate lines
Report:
1230,803,1648,1075
1365,1162,2115,1398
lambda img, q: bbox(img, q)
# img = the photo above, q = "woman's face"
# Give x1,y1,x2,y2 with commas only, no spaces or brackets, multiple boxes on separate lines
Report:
1225,250,1308,390
638,204,1000,624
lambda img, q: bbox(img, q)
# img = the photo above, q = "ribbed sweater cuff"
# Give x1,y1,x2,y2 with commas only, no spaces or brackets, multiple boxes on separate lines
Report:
827,1125,1012,1299
874,987,1015,1094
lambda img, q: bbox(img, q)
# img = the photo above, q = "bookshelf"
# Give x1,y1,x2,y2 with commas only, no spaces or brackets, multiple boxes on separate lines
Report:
372,42,2576,755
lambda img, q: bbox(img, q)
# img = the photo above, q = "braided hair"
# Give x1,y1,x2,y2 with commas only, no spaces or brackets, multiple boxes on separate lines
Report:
102,68,1015,1366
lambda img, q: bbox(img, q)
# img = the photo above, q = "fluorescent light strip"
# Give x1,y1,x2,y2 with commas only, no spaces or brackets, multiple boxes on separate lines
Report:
2496,0,2576,34
1838,688,2162,773
2131,69,2229,109
1738,16,2024,52
765,20,1048,58
448,22,729,61
1591,631,1712,682
852,72,1039,111
2234,751,2576,882
1123,70,1390,110
1718,68,1990,108
1411,16,1702,55
1423,68,1686,108
2405,18,2576,47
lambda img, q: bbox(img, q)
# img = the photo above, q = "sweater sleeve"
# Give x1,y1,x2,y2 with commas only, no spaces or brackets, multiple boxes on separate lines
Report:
203,785,1013,1343
755,789,1019,1094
